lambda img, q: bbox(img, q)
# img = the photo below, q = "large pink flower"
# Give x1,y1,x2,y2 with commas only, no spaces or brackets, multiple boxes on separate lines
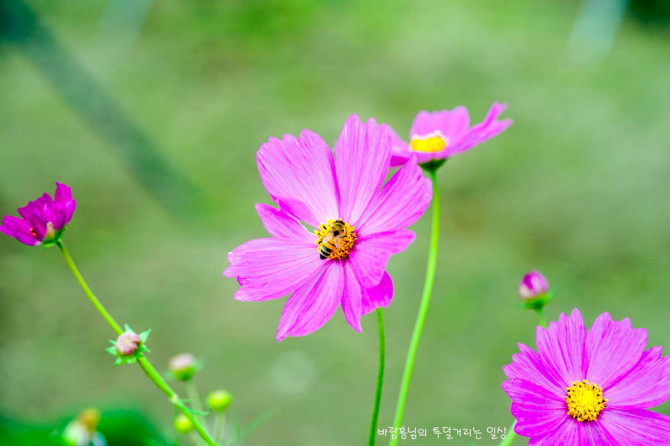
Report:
390,102,512,167
224,115,432,341
0,182,76,246
502,309,670,445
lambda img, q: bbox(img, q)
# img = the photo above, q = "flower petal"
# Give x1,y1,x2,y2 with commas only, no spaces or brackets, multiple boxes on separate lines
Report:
585,313,648,389
348,230,415,288
410,107,470,141
447,102,512,157
224,238,321,302
605,346,670,410
0,216,40,246
54,181,73,202
257,130,338,227
503,343,566,399
276,261,344,341
334,115,392,224
355,158,432,236
255,203,314,242
527,418,609,446
502,379,566,438
340,264,363,332
362,271,393,316
536,308,587,387
598,409,670,445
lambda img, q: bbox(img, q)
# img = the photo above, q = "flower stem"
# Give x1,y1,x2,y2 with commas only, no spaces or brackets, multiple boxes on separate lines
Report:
499,309,549,446
390,169,440,446
57,240,123,335
56,240,218,446
368,308,386,446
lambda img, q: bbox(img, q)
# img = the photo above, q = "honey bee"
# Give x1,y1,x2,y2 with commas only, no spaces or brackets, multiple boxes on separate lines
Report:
319,219,347,259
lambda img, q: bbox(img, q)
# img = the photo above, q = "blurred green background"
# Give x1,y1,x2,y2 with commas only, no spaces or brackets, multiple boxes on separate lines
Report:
1,0,669,444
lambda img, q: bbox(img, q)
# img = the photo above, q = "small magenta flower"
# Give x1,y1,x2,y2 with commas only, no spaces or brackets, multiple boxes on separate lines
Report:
518,270,549,301
224,114,432,341
389,102,512,167
115,331,141,356
0,181,76,247
503,309,670,445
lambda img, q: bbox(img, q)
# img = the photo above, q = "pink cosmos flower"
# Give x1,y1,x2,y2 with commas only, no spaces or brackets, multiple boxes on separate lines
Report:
390,102,512,167
503,309,670,445
224,115,432,341
0,182,76,246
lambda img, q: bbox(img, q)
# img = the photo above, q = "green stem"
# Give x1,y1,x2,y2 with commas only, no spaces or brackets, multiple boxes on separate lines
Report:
499,420,517,446
499,308,549,446
390,169,440,446
368,308,386,446
57,240,123,335
56,240,218,446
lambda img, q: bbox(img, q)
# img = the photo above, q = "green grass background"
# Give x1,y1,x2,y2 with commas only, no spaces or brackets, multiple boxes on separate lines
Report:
1,0,669,444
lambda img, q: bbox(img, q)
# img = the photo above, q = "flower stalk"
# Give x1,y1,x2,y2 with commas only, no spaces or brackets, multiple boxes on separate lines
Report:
368,308,386,446
390,167,441,446
56,240,218,446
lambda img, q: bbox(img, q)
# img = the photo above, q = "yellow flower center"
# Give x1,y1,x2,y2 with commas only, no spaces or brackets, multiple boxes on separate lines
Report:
566,380,608,422
314,219,356,260
410,132,449,153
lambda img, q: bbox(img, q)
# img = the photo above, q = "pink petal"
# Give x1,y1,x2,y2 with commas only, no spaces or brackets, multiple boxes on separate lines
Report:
54,181,72,202
0,216,40,246
447,102,512,156
502,379,566,438
354,158,432,236
255,203,314,242
410,106,470,141
276,261,344,341
585,313,648,389
528,418,609,446
362,271,393,316
224,238,321,302
334,115,392,224
536,309,587,387
257,130,339,227
503,343,566,399
605,346,670,410
348,230,415,288
598,409,670,445
340,265,363,332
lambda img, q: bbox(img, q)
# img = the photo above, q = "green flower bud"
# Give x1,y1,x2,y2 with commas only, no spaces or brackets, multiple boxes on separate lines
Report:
168,353,199,381
207,390,233,412
174,414,193,434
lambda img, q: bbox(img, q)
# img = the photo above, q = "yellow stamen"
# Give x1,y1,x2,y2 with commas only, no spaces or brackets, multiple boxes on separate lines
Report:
566,380,608,422
314,219,356,260
410,132,448,153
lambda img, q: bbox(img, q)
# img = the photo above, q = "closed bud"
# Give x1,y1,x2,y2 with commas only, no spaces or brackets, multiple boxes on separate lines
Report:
174,414,193,434
115,331,141,356
207,390,233,412
168,353,199,381
518,270,549,301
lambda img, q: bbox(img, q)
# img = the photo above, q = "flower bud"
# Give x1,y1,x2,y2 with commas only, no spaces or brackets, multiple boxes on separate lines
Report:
207,390,233,412
518,270,549,301
174,414,193,434
168,353,199,381
115,331,141,356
